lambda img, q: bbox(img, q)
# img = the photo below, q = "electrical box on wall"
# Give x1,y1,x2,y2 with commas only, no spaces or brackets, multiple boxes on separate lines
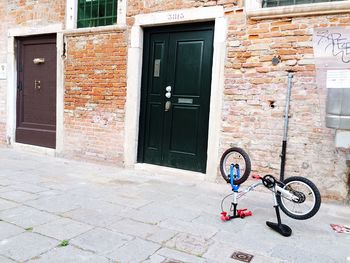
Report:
326,89,350,129
326,69,350,129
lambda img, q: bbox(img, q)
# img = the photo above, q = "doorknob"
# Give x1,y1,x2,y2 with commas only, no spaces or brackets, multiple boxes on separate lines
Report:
165,86,172,98
34,80,41,90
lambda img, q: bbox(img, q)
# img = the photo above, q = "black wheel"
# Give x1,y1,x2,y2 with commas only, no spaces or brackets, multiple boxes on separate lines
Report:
219,147,251,185
277,176,321,220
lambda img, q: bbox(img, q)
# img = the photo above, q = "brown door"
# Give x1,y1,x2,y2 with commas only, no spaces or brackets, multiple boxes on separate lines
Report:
16,34,57,148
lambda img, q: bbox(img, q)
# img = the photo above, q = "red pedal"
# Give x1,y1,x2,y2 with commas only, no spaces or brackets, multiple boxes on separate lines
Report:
220,211,230,221
237,209,253,218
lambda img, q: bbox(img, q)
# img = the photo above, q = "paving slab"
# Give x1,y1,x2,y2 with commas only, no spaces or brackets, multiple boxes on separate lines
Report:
35,189,63,199
38,181,82,192
0,255,15,263
119,207,166,225
165,233,212,257
65,184,121,200
0,232,57,262
270,244,336,263
0,190,39,202
105,238,161,262
155,247,205,263
63,208,122,227
109,217,177,245
74,197,127,214
108,218,161,239
8,183,49,194
139,202,201,222
27,245,110,263
108,195,153,209
159,218,218,240
0,199,19,211
70,227,133,254
146,227,177,245
33,218,93,240
142,253,166,263
0,221,24,240
0,186,9,193
0,206,60,228
0,179,16,187
25,194,82,213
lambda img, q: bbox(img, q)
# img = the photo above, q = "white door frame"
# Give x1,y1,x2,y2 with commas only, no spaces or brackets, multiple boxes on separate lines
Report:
6,24,64,155
124,6,227,180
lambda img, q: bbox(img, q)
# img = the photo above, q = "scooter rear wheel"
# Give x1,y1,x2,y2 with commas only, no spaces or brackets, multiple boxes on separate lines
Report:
277,176,321,220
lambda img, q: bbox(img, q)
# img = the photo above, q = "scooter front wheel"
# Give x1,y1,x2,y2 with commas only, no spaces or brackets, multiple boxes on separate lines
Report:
219,147,251,185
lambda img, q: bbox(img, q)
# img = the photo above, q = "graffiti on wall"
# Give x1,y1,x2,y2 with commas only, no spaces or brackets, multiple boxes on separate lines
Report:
313,27,350,89
314,27,350,65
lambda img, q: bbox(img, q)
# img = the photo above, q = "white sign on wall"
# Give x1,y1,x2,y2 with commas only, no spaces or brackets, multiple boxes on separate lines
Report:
0,64,7,80
327,69,350,89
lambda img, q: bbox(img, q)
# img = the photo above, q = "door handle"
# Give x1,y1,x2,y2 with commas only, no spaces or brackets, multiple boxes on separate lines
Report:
165,101,171,112
34,80,41,90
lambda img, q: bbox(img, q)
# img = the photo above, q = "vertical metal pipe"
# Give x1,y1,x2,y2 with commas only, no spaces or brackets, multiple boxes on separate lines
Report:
280,72,293,182
283,73,293,141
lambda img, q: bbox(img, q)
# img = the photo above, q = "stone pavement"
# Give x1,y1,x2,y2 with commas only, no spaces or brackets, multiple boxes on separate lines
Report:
0,148,349,263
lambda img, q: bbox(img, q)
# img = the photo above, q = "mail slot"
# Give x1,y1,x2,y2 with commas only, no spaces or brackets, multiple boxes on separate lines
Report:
178,98,193,104
326,88,350,129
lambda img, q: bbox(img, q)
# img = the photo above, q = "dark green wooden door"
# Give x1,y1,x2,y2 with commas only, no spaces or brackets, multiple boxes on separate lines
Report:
138,23,214,173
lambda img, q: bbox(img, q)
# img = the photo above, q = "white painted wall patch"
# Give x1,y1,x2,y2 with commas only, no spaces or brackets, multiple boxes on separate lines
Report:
0,63,7,79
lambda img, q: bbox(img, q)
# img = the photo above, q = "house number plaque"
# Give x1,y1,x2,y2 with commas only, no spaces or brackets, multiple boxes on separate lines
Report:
167,13,185,21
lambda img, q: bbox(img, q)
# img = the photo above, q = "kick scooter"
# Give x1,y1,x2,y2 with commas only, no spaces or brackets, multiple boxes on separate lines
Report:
219,147,321,236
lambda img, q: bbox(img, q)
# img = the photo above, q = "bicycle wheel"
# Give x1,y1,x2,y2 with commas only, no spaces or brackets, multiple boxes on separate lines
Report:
277,176,321,220
219,147,251,185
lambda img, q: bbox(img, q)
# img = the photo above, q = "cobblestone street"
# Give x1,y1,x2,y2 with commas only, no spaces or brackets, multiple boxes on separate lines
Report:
0,148,349,263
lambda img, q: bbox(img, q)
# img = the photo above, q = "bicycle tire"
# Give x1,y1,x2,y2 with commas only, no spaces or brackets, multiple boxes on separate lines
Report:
219,147,251,185
277,176,321,220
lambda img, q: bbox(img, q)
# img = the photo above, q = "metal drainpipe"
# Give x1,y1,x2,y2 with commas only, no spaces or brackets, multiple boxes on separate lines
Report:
280,72,293,182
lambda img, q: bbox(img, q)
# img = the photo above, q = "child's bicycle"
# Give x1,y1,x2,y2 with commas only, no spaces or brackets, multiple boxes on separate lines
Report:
219,147,321,236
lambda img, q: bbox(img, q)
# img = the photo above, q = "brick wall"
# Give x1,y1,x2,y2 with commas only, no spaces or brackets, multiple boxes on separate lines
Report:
222,10,350,200
6,0,65,26
63,31,127,164
126,1,349,200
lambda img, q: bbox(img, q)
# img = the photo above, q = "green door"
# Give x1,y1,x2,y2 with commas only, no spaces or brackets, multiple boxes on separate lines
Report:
138,23,214,173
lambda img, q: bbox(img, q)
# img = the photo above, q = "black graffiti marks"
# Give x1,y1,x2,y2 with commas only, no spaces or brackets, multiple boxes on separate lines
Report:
316,30,350,63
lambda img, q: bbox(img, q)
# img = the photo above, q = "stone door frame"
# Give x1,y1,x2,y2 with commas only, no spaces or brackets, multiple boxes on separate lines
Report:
124,6,227,180
6,24,64,155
